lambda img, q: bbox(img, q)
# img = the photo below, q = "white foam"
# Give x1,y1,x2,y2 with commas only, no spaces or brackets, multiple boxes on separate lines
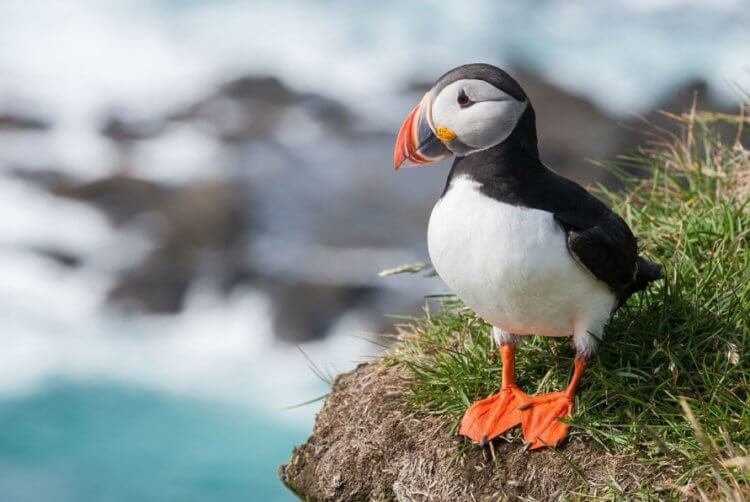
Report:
0,179,108,254
130,123,227,186
0,254,379,425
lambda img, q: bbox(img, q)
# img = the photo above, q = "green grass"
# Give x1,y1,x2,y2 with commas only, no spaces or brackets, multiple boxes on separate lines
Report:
387,109,750,498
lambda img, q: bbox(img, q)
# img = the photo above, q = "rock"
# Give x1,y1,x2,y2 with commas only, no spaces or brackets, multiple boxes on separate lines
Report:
45,173,247,313
28,246,83,268
162,182,246,251
38,167,398,328
279,361,674,501
170,75,358,142
7,168,78,193
100,115,164,142
52,175,170,225
106,180,247,313
269,281,379,343
0,112,49,131
108,245,192,313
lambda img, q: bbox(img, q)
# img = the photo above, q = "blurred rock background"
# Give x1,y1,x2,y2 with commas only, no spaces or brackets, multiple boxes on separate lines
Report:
4,72,732,339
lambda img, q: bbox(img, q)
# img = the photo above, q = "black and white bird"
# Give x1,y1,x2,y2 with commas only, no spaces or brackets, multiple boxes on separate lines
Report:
393,63,662,449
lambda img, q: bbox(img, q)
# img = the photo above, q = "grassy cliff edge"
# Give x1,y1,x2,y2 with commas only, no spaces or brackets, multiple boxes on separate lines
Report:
281,109,750,500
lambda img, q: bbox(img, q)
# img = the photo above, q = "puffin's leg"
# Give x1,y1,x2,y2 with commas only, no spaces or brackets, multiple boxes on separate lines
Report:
459,328,527,445
520,327,599,450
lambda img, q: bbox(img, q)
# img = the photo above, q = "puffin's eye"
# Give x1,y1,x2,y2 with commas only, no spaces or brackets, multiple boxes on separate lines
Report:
457,89,472,107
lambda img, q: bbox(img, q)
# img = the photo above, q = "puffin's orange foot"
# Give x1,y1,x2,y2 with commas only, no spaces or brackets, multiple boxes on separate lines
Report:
520,392,573,450
459,386,527,445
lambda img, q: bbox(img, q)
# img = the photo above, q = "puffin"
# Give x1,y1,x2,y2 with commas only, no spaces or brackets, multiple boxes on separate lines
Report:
393,63,662,449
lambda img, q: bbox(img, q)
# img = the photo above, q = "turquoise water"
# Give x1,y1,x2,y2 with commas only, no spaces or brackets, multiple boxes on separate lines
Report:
0,383,304,502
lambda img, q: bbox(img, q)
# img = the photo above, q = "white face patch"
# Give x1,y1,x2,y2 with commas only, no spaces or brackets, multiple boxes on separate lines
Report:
430,79,528,155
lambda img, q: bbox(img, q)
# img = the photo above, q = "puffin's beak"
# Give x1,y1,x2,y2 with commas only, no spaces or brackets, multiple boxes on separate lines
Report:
393,94,452,170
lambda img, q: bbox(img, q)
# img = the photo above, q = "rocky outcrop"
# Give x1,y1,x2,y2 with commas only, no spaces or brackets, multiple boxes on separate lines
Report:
0,111,49,131
279,362,671,501
44,174,247,313
168,75,359,143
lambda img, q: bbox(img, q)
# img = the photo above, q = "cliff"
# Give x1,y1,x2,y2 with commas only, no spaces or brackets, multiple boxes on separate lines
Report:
279,362,674,500
280,110,750,500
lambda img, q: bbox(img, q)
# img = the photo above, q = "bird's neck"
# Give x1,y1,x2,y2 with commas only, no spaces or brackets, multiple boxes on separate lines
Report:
445,107,545,189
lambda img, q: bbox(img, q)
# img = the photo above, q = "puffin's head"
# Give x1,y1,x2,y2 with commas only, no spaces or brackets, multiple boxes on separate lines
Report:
393,63,532,170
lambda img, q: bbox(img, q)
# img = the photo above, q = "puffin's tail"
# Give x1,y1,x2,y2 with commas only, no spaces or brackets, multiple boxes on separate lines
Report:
627,257,664,297
615,257,662,309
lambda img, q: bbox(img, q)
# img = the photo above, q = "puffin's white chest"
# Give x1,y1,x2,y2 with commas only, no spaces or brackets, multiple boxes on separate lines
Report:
427,176,615,337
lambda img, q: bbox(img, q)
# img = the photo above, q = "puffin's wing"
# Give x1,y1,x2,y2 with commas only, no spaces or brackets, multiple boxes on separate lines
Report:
540,173,639,292
555,209,638,291
481,164,649,294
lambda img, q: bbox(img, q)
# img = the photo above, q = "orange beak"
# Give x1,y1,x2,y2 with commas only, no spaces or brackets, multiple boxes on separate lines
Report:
393,94,452,170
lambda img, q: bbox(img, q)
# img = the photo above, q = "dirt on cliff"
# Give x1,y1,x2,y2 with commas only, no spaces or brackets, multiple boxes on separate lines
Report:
278,362,677,501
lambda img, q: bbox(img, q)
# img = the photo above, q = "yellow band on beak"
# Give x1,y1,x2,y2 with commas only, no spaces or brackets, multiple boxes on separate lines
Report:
436,126,457,142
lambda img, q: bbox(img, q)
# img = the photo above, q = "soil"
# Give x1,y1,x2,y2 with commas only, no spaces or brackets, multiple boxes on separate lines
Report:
279,362,676,501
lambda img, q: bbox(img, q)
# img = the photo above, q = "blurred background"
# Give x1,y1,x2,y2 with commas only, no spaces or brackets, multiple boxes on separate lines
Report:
0,1,748,500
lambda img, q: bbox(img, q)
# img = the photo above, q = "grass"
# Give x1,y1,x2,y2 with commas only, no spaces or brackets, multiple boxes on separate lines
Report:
386,106,750,498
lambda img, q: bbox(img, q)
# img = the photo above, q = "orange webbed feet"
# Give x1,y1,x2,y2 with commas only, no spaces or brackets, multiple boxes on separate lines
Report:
520,392,574,449
459,385,527,445
521,356,588,450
